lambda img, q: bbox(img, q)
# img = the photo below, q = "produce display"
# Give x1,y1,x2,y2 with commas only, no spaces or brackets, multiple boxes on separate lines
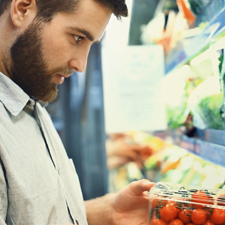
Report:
157,145,225,189
162,65,206,131
188,51,225,130
149,182,225,225
197,92,224,129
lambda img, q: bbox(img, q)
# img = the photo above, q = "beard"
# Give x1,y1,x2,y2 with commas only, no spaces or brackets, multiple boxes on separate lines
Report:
9,19,73,103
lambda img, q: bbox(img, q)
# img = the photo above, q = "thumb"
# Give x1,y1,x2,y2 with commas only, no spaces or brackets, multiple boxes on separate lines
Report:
129,179,155,196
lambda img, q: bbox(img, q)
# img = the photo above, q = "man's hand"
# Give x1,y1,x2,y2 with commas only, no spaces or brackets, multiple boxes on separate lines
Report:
110,179,155,225
85,179,155,225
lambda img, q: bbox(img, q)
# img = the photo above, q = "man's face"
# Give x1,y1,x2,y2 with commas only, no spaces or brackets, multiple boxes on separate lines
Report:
9,0,112,102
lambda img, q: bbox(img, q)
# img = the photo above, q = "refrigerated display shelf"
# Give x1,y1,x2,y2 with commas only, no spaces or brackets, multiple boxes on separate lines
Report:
196,128,225,146
179,135,225,168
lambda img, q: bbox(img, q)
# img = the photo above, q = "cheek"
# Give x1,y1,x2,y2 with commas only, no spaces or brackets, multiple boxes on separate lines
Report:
42,36,70,67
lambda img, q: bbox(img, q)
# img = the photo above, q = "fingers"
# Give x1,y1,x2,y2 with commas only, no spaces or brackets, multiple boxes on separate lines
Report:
129,179,155,195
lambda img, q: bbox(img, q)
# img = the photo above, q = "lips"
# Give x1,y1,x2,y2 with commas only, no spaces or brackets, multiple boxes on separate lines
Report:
54,74,65,85
53,70,73,85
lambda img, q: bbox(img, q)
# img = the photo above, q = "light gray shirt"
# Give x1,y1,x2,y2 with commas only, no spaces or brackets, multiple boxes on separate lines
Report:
0,72,88,225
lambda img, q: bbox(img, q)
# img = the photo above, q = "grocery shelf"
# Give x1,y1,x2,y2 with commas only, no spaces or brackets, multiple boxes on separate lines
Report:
165,4,225,74
196,128,225,146
179,135,225,168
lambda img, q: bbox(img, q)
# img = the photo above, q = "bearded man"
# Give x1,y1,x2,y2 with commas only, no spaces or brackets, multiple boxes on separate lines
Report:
0,0,154,224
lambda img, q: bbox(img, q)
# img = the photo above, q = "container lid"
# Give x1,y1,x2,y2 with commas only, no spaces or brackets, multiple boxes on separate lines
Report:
149,182,225,208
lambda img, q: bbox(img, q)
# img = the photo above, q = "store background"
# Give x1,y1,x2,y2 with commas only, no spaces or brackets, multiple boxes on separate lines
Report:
46,0,225,201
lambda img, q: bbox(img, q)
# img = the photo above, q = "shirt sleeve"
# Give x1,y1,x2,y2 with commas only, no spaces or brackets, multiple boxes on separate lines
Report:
0,159,8,224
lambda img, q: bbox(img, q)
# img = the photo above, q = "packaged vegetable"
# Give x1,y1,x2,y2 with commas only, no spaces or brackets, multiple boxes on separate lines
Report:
162,65,204,130
188,75,224,129
149,182,225,225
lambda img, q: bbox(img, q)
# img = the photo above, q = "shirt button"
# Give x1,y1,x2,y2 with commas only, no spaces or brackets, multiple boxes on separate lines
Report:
75,220,79,225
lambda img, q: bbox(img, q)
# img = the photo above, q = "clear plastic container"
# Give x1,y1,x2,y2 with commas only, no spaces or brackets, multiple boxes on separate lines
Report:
149,182,225,225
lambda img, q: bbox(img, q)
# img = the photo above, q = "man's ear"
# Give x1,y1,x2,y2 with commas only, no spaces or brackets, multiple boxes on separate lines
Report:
10,0,37,28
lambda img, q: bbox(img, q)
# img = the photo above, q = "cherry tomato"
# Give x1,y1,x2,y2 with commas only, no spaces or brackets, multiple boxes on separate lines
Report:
152,199,159,209
160,204,177,222
203,220,215,225
169,219,184,225
175,207,182,219
152,198,167,209
179,209,192,224
151,218,167,225
217,195,225,207
167,199,177,205
191,209,207,225
204,208,213,220
166,201,182,218
186,224,195,225
191,191,212,208
211,209,225,225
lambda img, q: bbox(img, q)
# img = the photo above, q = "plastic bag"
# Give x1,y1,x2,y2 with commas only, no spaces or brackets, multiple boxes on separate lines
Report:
162,65,204,129
188,75,224,129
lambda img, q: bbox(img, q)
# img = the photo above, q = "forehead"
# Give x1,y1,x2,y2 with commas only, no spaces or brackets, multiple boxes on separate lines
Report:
52,0,112,41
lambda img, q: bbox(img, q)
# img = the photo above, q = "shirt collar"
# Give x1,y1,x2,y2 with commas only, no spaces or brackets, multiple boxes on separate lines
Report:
0,72,30,116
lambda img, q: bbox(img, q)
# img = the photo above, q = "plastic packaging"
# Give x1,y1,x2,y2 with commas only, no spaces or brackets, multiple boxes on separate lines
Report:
188,75,224,130
162,65,204,130
149,182,225,225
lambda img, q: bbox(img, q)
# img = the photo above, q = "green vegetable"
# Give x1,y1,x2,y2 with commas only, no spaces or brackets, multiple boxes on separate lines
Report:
167,77,204,129
197,93,224,129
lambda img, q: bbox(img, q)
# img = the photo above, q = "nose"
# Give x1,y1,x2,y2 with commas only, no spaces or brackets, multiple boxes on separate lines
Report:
69,48,89,73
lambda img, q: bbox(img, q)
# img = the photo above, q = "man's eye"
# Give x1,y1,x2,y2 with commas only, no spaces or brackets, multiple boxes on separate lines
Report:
74,35,83,43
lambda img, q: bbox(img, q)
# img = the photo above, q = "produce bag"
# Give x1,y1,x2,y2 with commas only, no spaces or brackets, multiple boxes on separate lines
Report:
188,75,224,129
162,65,203,130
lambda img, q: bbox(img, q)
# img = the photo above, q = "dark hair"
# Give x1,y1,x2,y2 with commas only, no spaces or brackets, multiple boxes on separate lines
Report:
94,0,128,19
0,0,128,21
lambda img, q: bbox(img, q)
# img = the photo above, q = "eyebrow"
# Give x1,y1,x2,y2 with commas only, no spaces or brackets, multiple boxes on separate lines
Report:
68,26,100,43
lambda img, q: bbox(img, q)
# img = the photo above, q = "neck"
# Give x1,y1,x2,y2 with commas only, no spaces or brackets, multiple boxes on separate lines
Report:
0,57,10,78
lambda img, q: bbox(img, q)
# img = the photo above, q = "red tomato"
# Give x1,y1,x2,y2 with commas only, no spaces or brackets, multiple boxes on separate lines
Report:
152,199,159,209
167,199,177,205
191,191,213,208
176,207,182,219
204,208,213,220
152,198,167,209
151,218,168,225
169,219,184,225
160,204,177,222
211,209,225,225
217,195,225,207
203,220,215,225
179,209,192,224
191,209,207,225
186,224,195,225
165,201,182,218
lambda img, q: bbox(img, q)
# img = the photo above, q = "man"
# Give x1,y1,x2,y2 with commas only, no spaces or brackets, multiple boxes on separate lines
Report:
0,0,154,224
